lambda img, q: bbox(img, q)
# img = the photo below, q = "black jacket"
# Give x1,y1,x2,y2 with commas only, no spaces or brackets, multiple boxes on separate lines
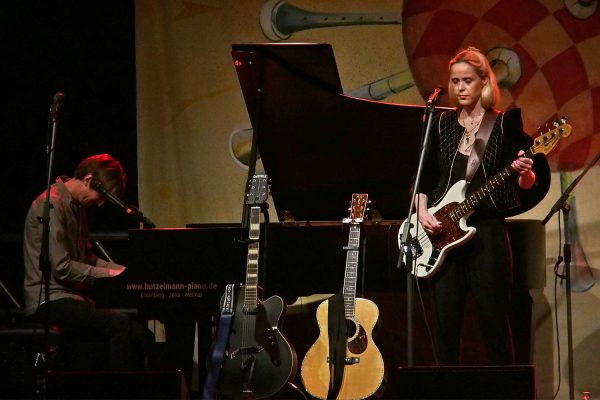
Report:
420,108,550,217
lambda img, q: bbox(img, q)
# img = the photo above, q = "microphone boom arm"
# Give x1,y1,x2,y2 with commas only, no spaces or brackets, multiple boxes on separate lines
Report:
91,179,156,228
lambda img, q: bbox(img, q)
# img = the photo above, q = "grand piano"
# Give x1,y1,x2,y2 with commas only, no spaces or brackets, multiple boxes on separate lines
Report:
95,43,549,397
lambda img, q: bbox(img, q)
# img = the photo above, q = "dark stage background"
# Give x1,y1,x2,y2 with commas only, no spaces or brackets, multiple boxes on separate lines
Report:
0,1,138,306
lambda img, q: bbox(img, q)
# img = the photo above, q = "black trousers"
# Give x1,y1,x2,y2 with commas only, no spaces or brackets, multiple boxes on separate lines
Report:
35,298,153,371
431,215,515,366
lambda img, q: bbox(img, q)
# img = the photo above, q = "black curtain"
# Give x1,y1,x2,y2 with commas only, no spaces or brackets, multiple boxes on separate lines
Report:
0,0,137,305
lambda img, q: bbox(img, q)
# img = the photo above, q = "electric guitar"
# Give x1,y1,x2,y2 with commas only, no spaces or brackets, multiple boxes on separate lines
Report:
301,194,384,400
218,174,297,399
399,119,572,278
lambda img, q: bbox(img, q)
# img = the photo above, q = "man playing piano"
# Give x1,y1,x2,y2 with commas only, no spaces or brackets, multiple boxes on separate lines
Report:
23,154,152,370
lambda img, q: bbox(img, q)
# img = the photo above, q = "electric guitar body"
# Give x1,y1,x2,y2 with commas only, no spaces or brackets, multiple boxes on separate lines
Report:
218,286,297,399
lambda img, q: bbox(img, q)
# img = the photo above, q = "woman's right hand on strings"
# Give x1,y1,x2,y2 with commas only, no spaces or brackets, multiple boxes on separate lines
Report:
419,211,443,236
416,194,442,236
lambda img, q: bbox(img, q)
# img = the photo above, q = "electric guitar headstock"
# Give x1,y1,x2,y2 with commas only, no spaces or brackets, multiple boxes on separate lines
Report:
343,193,369,224
531,117,572,156
246,174,269,206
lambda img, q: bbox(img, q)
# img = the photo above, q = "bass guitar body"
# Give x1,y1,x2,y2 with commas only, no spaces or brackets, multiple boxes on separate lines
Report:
399,179,475,278
218,285,297,399
301,297,384,400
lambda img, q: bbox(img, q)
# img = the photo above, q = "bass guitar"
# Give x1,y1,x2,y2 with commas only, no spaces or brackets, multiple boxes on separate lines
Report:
301,194,384,399
399,118,572,278
218,174,297,399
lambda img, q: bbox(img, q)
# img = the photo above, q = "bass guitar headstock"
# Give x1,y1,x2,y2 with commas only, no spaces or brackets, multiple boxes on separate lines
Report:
531,117,572,156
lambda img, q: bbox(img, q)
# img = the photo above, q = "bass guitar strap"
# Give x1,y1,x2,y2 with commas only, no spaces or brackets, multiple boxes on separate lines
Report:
465,109,500,183
201,283,236,400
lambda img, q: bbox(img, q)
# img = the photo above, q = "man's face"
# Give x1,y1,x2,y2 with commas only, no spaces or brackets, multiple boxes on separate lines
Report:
80,174,107,208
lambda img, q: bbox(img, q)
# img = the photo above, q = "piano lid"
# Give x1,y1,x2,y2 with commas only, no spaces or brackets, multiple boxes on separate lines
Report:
232,43,428,221
231,43,550,221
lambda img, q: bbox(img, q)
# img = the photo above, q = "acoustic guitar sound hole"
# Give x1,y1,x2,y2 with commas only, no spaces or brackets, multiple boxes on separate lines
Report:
346,319,358,339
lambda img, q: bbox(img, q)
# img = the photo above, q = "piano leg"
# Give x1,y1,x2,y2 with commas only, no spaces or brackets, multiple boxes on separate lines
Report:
158,311,214,395
161,320,194,389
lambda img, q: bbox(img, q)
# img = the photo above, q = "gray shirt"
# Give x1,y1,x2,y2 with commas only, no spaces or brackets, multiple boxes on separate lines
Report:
23,176,121,315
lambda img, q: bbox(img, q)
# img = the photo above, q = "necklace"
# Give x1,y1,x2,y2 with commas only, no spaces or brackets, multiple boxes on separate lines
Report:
459,110,484,154
463,119,482,143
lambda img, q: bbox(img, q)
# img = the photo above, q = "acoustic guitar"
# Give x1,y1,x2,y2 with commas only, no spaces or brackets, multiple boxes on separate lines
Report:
301,193,384,399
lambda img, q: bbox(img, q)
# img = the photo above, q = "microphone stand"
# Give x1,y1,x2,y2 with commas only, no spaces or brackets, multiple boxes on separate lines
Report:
541,150,600,400
37,93,63,395
396,90,441,366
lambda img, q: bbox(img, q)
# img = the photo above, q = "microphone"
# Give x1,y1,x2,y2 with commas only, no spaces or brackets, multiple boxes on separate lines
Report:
50,92,65,120
91,179,156,228
426,87,444,107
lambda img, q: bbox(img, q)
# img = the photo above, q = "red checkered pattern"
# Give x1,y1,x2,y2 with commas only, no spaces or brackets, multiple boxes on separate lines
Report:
403,0,600,171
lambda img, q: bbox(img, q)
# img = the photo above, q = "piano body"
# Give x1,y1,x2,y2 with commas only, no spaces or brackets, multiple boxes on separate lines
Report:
95,44,547,396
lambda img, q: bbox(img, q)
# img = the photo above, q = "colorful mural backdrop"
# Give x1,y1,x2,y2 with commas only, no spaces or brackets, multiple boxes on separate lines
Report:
402,0,600,171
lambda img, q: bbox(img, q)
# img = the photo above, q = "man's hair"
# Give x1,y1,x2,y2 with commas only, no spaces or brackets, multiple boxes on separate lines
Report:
447,46,500,110
73,154,127,197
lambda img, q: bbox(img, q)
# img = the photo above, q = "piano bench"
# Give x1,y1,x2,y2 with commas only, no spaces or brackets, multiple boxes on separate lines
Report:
0,322,62,340
0,321,63,398
0,320,63,363
0,320,113,372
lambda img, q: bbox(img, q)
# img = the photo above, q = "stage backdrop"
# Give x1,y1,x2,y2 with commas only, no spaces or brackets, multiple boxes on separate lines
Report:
135,0,600,397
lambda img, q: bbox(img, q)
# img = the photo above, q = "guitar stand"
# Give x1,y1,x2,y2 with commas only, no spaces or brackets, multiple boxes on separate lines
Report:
241,356,257,400
284,381,307,399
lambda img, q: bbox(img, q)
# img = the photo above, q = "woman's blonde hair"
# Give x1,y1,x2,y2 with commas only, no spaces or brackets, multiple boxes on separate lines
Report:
447,46,500,110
